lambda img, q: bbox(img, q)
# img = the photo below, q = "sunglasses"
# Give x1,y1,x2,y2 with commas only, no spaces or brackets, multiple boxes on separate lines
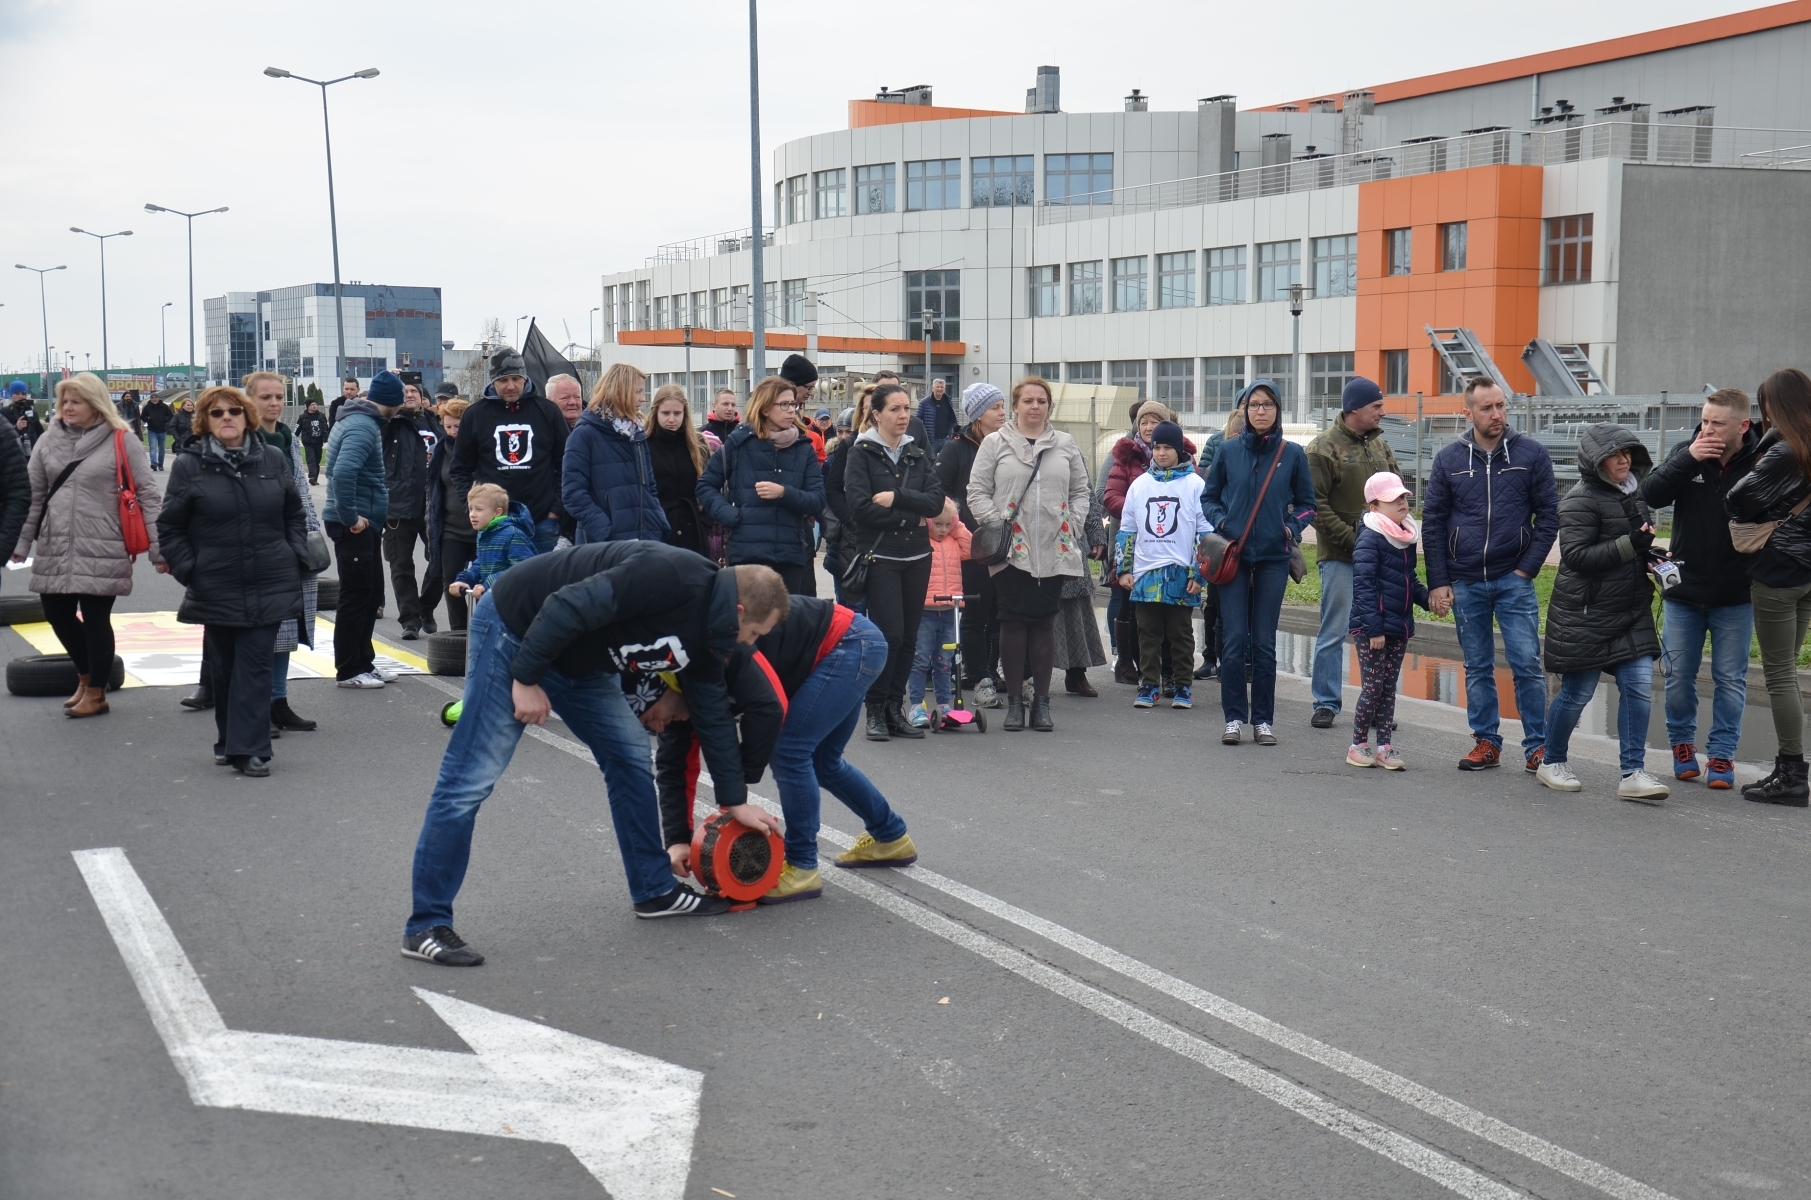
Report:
207,408,245,419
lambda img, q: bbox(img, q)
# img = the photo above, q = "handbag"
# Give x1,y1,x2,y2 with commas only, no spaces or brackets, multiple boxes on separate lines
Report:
300,527,333,576
1199,436,1287,587
113,430,152,559
971,448,1050,566
839,533,884,594
1729,492,1811,554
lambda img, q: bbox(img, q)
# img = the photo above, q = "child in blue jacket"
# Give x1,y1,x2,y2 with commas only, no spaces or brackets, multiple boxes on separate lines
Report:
1348,472,1429,770
448,484,539,599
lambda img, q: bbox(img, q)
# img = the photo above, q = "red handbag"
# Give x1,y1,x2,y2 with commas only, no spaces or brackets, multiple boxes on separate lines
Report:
114,429,151,559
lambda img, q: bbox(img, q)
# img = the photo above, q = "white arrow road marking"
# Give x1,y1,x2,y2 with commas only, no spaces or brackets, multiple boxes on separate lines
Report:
72,847,701,1200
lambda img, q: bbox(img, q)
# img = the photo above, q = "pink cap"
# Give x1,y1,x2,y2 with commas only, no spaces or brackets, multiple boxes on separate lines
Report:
1363,472,1412,504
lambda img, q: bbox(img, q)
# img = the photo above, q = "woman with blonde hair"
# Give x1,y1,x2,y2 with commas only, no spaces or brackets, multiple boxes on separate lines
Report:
560,362,668,544
11,373,165,717
697,375,826,594
644,382,712,556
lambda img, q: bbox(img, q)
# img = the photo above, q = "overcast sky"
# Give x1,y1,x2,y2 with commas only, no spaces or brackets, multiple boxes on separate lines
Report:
0,0,1757,375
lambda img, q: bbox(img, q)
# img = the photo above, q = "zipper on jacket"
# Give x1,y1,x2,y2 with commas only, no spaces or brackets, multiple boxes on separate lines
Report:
1481,439,1493,582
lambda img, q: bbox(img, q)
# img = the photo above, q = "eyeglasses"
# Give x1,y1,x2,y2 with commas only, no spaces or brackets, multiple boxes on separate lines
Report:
207,408,244,419
1246,400,1278,412
773,401,801,410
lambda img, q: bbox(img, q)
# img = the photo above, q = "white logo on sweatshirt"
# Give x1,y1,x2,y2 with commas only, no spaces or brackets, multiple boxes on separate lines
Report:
609,636,691,674
493,423,533,468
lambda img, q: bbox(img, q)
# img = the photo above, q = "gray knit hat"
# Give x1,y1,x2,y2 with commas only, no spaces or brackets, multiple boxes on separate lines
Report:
960,381,1006,425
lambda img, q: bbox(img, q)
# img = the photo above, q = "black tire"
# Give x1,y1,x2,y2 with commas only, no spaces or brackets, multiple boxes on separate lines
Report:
974,710,987,733
440,701,460,727
426,631,467,677
7,653,126,697
314,576,340,611
0,594,45,626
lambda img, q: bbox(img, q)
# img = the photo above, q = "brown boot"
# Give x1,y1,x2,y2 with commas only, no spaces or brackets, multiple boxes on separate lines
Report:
67,684,110,718
64,673,90,709
1064,668,1098,697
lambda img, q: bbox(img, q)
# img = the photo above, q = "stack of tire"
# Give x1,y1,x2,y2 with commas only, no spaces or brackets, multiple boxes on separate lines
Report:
1,593,128,697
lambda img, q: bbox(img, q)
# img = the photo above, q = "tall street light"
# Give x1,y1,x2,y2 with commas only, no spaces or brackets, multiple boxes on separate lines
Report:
515,315,528,347
144,204,229,384
15,263,67,399
747,0,766,397
264,65,380,385
161,302,172,367
70,226,132,378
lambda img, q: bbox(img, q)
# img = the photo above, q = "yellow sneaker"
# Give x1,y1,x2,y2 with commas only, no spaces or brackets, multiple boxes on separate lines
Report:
756,862,823,905
833,833,918,869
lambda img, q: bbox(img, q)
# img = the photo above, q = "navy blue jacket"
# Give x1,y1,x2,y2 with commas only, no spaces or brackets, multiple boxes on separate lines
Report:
696,425,825,567
1201,425,1316,565
562,410,669,545
1421,429,1559,589
1350,523,1430,641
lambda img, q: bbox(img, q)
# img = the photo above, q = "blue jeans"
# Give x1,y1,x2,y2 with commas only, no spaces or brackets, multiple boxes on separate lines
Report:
1219,559,1289,725
533,516,561,555
1543,658,1655,774
406,594,672,934
1662,600,1751,760
908,608,957,707
1451,575,1547,754
147,429,166,467
1311,558,1353,711
271,651,289,699
769,617,907,870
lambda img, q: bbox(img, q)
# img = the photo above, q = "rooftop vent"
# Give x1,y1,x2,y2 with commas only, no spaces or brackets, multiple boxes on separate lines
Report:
875,84,933,106
1124,88,1147,112
1309,98,1337,113
1025,65,1060,114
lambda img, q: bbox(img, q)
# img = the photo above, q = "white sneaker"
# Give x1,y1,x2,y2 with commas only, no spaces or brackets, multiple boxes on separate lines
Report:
1536,760,1581,792
1223,720,1242,745
337,671,386,689
373,665,400,682
1617,769,1669,804
1254,722,1278,746
973,677,1002,709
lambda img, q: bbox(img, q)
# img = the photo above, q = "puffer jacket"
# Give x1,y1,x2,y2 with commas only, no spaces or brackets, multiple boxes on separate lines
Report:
0,415,29,575
1422,427,1560,589
934,427,983,529
1543,424,1660,676
15,420,164,595
696,424,824,567
1200,389,1316,566
156,433,307,628
170,407,192,448
844,430,945,559
1104,433,1197,521
1307,418,1400,564
967,423,1092,578
922,517,971,607
322,399,388,527
562,409,668,544
272,431,319,653
1350,519,1429,641
1726,428,1811,589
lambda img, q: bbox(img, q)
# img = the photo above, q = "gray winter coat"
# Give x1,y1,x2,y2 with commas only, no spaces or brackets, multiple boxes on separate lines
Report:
14,419,163,596
967,423,1092,579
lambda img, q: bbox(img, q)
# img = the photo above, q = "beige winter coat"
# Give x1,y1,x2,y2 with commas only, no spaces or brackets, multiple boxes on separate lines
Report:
14,419,163,595
967,422,1092,579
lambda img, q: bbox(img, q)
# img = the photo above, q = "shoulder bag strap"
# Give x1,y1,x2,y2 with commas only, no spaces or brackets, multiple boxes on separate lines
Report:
113,429,134,490
43,450,92,507
1233,437,1288,546
1005,447,1051,521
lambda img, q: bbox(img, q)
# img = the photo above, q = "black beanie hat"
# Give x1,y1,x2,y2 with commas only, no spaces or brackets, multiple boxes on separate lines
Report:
779,354,817,387
1151,420,1187,457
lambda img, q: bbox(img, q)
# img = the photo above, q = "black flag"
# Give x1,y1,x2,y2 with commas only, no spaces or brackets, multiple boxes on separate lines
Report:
520,319,580,398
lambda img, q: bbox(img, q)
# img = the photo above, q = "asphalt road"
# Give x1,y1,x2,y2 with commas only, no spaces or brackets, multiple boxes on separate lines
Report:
3,549,1809,1200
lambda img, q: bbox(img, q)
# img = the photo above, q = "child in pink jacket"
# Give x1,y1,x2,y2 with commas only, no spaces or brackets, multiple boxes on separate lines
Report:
907,499,971,727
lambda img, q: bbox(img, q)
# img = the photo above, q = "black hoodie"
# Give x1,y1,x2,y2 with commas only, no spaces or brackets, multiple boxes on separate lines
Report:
1640,423,1760,608
449,379,569,523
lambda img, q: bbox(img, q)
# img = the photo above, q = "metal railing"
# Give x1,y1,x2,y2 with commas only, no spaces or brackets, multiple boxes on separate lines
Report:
647,227,774,267
1035,122,1811,224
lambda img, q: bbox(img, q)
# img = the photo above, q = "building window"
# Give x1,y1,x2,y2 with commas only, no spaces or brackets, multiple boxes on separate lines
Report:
1206,246,1247,306
654,295,669,329
763,280,779,327
784,278,806,327
1202,356,1246,411
1068,260,1102,315
636,280,651,331
1309,352,1356,406
710,369,730,398
1387,228,1412,276
1544,214,1593,284
1312,235,1357,299
1045,152,1113,205
302,356,314,376
601,286,616,341
1154,358,1195,413
730,285,749,327
905,270,961,340
1067,361,1102,385
1383,349,1409,395
1026,362,1059,380
972,155,1034,207
779,174,804,224
1440,221,1467,271
710,287,728,330
1029,265,1060,317
619,286,635,334
1253,353,1295,402
855,163,896,214
1111,256,1147,312
813,169,846,219
1256,240,1301,302
906,159,962,211
1438,357,1462,394
1109,359,1147,401
1157,252,1196,308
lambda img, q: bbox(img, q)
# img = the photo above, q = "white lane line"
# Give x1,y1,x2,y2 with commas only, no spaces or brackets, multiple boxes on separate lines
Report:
408,675,1673,1200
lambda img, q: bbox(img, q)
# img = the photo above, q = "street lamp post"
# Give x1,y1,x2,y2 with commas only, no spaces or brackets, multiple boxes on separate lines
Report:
588,306,600,356
70,227,132,378
747,0,765,395
160,302,172,367
15,263,67,399
514,316,528,348
264,65,380,385
1287,282,1307,425
144,204,228,385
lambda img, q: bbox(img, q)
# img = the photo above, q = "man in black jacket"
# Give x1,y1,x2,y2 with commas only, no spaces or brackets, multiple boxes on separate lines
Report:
141,392,173,471
449,347,568,554
327,377,358,426
382,384,444,638
295,400,329,483
0,411,28,578
401,544,789,966
1641,388,1759,789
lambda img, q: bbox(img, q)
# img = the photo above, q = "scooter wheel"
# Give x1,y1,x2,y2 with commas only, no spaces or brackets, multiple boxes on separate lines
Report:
440,701,461,727
973,710,987,733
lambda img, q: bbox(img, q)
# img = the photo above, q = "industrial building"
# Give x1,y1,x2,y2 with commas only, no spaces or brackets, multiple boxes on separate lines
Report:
600,1,1811,425
204,282,445,392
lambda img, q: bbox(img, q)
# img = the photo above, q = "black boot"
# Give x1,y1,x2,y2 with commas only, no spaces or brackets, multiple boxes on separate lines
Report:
180,683,214,711
1030,696,1053,732
886,703,925,739
270,698,317,732
1004,697,1025,731
1742,755,1786,797
1746,754,1810,807
865,703,890,741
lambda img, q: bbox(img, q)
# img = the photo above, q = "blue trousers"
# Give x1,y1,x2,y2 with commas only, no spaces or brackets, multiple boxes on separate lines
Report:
1311,558,1353,711
908,608,957,707
406,594,672,935
1451,574,1547,754
532,516,562,555
769,617,908,870
1218,559,1289,725
1543,657,1655,774
1662,600,1751,761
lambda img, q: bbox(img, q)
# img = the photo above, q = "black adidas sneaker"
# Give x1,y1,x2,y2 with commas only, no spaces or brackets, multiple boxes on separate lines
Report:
633,885,732,919
401,925,485,966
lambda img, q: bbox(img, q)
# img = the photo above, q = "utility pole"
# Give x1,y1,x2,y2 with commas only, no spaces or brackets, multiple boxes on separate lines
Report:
70,227,132,379
144,205,228,385
747,0,766,394
1288,282,1307,425
15,263,67,399
161,302,172,367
